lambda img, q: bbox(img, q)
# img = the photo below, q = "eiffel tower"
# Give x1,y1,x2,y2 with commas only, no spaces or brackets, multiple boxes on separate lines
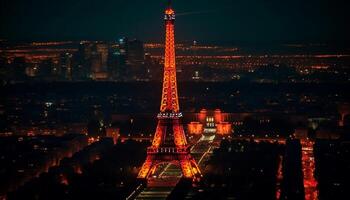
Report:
137,0,201,182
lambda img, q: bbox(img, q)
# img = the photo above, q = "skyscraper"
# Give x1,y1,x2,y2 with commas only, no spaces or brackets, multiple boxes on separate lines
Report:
127,39,144,66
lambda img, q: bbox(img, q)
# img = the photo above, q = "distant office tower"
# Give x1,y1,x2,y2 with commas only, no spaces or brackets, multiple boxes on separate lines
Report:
127,39,145,66
74,42,93,80
114,37,145,80
118,37,144,65
60,53,73,80
96,43,109,68
91,52,107,80
81,42,94,61
118,37,128,53
91,51,102,73
117,38,128,66
108,47,127,80
91,43,109,80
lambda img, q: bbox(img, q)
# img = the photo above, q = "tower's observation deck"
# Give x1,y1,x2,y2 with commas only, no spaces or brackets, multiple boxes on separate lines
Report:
137,2,201,181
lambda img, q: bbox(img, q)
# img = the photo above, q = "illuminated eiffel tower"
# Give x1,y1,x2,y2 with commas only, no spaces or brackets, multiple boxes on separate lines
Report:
137,0,201,181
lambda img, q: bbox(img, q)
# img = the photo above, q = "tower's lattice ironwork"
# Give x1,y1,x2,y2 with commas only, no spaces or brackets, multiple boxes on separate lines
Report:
137,2,201,181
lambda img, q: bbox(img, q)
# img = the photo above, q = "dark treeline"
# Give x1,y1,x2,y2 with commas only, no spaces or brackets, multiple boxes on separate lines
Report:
2,81,349,113
7,139,149,200
280,139,304,200
314,139,350,200
189,139,284,199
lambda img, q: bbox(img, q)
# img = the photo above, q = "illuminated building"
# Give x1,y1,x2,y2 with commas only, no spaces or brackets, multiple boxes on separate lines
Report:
189,109,232,135
216,122,232,135
187,122,203,135
198,109,207,123
214,109,223,123
106,127,120,144
138,1,201,181
301,140,319,200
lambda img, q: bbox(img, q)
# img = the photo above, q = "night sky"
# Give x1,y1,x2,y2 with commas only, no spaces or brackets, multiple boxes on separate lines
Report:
0,0,349,42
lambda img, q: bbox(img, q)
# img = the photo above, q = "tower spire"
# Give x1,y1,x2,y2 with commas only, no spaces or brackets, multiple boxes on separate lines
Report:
161,0,178,112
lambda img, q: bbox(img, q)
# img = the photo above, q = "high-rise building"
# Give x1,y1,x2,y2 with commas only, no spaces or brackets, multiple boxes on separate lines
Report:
96,43,109,69
113,37,145,80
91,43,109,80
108,44,127,81
73,42,93,80
60,53,73,80
127,39,144,66
91,51,102,73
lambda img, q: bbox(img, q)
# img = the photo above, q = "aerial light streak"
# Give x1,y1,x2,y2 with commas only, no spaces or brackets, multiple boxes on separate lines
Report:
176,10,217,17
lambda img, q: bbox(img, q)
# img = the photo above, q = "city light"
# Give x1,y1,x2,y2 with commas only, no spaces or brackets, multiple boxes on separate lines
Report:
0,0,349,199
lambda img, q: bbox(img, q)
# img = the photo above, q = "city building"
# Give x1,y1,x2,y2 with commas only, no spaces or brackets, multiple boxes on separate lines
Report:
188,109,232,135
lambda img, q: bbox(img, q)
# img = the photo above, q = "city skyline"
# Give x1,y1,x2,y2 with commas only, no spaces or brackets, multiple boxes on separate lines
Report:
1,1,350,200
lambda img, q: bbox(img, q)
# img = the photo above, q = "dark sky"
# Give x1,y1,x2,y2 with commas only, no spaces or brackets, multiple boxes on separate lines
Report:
0,0,349,42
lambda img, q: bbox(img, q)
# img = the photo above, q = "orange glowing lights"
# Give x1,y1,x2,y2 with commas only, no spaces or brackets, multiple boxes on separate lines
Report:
180,160,193,178
301,140,319,200
214,109,222,123
151,123,163,147
276,155,283,200
88,136,100,145
173,123,188,146
138,159,153,179
165,8,175,15
188,122,203,135
137,3,201,181
216,122,232,135
160,7,179,112
198,109,207,123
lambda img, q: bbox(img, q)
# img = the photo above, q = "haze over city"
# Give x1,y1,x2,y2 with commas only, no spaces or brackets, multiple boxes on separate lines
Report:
1,0,350,200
